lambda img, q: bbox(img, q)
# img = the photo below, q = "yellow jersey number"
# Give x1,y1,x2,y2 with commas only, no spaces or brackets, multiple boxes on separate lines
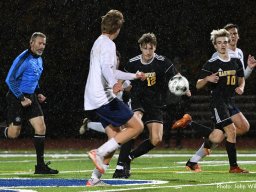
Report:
227,75,236,85
147,76,156,86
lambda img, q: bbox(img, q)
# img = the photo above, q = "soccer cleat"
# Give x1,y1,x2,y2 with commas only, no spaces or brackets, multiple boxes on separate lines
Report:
172,114,192,129
185,160,202,172
113,161,131,178
34,161,59,174
229,166,249,173
88,149,105,174
204,147,212,155
79,118,89,135
86,178,109,186
112,169,126,178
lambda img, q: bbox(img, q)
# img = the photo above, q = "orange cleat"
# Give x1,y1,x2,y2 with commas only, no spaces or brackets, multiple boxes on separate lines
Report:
204,148,212,155
185,160,202,172
172,114,192,129
229,166,249,173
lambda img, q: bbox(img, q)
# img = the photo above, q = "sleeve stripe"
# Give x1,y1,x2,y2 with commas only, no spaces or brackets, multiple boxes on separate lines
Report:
6,51,30,98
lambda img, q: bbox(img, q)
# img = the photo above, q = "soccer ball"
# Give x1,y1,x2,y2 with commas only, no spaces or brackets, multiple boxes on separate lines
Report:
168,74,189,96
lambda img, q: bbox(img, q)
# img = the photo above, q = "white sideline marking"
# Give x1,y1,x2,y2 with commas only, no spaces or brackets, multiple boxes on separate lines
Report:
89,180,256,192
1,160,256,176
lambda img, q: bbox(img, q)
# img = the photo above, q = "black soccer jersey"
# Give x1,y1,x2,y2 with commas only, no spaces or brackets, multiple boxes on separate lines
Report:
124,54,177,107
199,57,244,98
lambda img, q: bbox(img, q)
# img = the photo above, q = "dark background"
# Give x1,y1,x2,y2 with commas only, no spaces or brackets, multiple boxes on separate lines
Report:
0,0,255,138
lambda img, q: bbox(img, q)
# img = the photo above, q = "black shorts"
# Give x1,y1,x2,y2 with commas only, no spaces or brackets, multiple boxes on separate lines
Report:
6,92,43,125
131,97,163,125
210,97,240,130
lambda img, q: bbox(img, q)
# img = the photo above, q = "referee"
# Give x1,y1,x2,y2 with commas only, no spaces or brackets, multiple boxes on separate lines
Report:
0,32,58,174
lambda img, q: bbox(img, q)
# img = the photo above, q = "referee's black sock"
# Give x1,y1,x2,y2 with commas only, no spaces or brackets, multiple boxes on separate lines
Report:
128,139,155,160
117,139,135,166
225,140,238,167
33,134,46,166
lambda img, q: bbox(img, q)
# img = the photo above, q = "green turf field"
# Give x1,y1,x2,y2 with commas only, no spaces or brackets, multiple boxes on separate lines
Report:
1,149,256,192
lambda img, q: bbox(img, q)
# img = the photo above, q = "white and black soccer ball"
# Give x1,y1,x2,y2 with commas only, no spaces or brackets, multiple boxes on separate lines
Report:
168,74,189,96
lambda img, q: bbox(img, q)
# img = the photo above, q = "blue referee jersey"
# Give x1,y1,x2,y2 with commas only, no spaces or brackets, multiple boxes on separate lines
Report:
5,49,43,100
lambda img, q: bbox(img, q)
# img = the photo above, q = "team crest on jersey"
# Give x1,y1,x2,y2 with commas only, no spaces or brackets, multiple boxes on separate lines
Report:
15,116,21,123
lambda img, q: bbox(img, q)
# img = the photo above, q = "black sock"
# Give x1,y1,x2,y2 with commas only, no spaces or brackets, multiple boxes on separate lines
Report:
117,139,135,166
190,121,213,137
203,138,213,149
0,127,8,139
33,134,45,166
129,139,155,160
225,140,238,167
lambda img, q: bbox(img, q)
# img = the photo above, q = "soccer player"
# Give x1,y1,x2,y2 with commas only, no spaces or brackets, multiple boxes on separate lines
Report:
0,32,58,174
112,32,181,178
186,24,256,172
84,10,145,186
79,51,131,135
188,29,249,173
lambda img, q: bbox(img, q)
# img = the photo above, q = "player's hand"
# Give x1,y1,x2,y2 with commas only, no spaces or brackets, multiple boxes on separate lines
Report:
185,90,192,97
235,87,244,95
21,97,32,107
136,71,146,81
113,82,123,94
206,72,219,83
247,54,256,69
37,94,46,103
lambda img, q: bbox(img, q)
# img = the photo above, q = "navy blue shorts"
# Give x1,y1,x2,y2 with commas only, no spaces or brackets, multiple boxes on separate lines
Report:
96,98,133,128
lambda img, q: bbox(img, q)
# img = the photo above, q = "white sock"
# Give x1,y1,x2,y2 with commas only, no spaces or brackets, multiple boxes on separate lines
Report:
88,122,105,133
91,164,109,179
190,143,206,163
97,138,120,157
116,165,124,170
91,168,102,179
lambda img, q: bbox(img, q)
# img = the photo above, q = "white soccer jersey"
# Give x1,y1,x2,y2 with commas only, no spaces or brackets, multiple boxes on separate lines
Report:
212,48,244,68
116,80,131,101
84,35,136,110
211,48,252,79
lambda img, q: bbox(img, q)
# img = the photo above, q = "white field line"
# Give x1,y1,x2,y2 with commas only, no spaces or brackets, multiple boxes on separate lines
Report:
1,160,256,176
88,180,256,192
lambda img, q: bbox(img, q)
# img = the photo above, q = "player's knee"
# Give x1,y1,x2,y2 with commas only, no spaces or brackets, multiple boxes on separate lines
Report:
35,127,46,135
151,136,162,146
34,124,46,135
7,127,21,139
136,120,144,134
241,122,250,133
209,131,224,144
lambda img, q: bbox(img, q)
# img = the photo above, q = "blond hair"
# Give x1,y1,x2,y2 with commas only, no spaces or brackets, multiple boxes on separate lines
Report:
210,29,230,45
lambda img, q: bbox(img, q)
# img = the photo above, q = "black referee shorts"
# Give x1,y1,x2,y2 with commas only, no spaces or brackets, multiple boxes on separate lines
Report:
6,92,43,125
